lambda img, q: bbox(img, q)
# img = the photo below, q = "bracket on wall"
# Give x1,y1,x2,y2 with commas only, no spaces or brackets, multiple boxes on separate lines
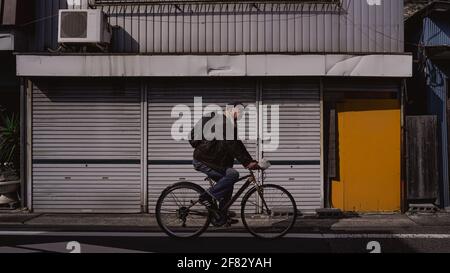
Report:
91,0,344,15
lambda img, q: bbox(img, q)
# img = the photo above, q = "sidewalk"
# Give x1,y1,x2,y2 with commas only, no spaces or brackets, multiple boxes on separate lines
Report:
1,210,450,234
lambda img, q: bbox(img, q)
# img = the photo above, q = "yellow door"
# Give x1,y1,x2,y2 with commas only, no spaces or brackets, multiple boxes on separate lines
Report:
332,100,401,212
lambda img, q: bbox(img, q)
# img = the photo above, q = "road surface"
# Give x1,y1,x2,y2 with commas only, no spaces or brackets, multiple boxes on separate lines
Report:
1,231,450,253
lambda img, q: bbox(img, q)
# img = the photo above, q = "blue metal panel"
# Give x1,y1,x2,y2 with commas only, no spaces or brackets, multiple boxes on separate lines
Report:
423,16,450,47
419,11,450,208
425,59,450,207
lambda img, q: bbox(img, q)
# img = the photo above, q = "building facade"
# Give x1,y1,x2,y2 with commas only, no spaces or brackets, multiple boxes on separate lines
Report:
15,0,412,214
405,0,450,210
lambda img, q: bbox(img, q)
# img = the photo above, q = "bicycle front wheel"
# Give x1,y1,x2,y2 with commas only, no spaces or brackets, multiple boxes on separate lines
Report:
241,184,297,239
156,182,211,238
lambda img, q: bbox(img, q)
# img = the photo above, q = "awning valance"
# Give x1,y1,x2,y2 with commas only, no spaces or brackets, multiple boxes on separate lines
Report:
16,54,413,77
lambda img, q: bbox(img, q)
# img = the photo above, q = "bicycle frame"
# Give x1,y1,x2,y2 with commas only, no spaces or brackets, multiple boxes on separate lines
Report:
215,170,271,214
185,170,270,216
157,168,296,239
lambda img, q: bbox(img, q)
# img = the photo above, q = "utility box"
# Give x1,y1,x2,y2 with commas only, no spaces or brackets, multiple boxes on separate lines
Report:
58,9,111,45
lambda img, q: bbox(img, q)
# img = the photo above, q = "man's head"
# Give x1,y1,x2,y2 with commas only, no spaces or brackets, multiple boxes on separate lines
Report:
226,101,245,120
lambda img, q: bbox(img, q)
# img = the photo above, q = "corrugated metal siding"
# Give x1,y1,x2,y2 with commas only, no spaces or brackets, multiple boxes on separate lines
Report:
32,79,142,213
406,4,449,208
425,60,450,207
147,80,257,212
30,78,323,213
262,80,322,212
33,0,404,53
419,12,450,207
423,16,450,47
146,79,322,213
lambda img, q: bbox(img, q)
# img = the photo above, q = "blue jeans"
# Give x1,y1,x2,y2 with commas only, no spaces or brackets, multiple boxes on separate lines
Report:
193,159,240,210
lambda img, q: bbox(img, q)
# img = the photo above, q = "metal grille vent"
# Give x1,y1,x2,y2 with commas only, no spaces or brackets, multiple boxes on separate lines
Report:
60,11,88,38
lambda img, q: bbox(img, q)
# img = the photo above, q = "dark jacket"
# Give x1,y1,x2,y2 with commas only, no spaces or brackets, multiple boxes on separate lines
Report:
189,113,254,172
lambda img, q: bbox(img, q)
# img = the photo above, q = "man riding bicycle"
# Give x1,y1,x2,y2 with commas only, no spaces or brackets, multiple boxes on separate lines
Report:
189,102,259,226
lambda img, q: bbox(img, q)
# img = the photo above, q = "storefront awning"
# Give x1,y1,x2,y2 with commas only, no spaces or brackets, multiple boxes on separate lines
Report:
16,54,413,77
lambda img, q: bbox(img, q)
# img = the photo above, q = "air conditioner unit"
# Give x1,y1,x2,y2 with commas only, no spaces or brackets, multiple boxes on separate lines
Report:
58,9,111,44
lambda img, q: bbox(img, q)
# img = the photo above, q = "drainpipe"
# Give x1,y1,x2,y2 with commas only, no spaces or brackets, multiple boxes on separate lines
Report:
19,77,26,208
444,78,450,211
401,79,407,213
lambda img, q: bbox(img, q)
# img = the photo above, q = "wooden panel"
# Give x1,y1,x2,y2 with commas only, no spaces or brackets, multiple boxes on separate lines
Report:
405,116,439,201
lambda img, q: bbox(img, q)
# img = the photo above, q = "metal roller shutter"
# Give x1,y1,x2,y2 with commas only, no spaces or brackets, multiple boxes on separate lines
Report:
32,79,142,213
262,80,322,213
147,79,257,212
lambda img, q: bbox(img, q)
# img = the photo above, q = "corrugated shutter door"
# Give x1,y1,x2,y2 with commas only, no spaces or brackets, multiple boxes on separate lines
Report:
147,80,257,212
262,80,322,213
32,79,141,213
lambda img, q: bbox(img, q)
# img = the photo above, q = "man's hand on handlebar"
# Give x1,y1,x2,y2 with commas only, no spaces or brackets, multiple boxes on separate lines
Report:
246,161,260,170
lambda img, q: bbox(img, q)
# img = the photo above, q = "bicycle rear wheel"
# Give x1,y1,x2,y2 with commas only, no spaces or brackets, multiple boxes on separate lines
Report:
241,184,297,239
156,182,211,238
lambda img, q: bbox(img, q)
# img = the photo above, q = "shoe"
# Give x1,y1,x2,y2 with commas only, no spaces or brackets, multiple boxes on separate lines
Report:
211,216,239,227
211,211,239,227
199,193,217,211
210,213,229,227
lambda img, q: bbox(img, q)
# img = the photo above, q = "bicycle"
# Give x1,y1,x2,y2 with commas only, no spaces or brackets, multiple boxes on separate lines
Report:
155,163,297,239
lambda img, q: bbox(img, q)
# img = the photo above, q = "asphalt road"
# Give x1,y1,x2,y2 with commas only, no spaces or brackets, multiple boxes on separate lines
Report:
1,231,450,253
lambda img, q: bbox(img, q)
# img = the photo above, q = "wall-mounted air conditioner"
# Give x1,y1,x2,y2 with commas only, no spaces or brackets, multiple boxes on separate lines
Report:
58,9,111,44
